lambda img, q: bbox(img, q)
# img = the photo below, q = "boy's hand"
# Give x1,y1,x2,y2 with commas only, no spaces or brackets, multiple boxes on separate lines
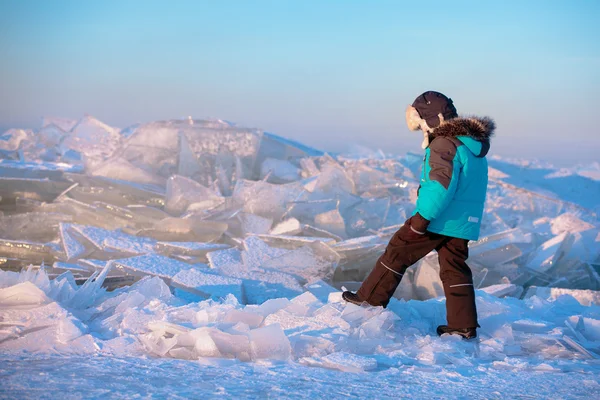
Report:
398,213,430,241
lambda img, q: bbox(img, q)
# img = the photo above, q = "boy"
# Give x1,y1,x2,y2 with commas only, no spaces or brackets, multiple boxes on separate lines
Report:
343,91,495,339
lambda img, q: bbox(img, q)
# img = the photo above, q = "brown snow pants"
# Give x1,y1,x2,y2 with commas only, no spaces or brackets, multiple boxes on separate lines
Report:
357,217,478,329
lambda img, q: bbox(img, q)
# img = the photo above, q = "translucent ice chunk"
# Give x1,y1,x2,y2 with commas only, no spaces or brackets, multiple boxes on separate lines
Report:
0,212,71,242
177,131,202,178
342,197,390,237
413,258,444,300
232,179,304,221
550,213,595,235
249,324,292,361
42,116,77,132
155,241,229,259
61,115,122,160
262,242,340,283
223,309,264,328
320,352,377,372
314,209,346,239
0,177,71,204
526,232,575,274
209,329,251,361
269,218,302,236
236,213,273,236
255,234,336,249
0,239,55,265
469,228,533,257
207,247,244,271
171,268,244,303
481,284,523,298
110,254,191,281
471,243,524,268
165,175,224,216
138,217,227,242
524,286,600,306
90,156,166,186
312,164,355,195
305,280,339,304
242,236,289,270
260,158,301,183
0,281,50,307
291,335,335,358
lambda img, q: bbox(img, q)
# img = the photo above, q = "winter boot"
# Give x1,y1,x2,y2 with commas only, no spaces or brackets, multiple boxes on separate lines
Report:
342,291,367,306
436,325,477,340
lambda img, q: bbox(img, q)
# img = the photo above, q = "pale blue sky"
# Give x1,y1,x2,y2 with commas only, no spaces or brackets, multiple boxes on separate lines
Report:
1,0,599,164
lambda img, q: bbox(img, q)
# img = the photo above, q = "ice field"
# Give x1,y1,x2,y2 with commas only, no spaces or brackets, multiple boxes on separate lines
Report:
1,116,600,398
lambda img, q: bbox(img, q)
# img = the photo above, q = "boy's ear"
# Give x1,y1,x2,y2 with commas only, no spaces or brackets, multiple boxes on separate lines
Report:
405,105,423,131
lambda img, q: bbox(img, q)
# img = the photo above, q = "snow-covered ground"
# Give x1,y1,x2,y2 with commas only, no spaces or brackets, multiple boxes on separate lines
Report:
1,116,599,398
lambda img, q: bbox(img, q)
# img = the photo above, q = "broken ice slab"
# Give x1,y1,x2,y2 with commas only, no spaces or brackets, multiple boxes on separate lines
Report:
68,224,157,257
344,163,398,195
222,212,273,238
89,155,167,186
0,212,73,242
393,268,415,300
283,198,338,222
60,223,91,261
301,352,378,372
255,234,337,249
125,205,170,221
342,197,390,238
155,241,229,259
60,115,122,160
550,213,595,235
63,174,165,208
511,320,553,334
300,225,343,242
526,232,575,274
314,209,347,239
0,239,56,265
248,324,292,361
270,218,302,236
332,236,386,274
40,198,133,230
0,256,45,272
523,286,600,306
165,175,224,216
268,218,343,243
135,217,227,243
170,268,244,303
176,131,202,178
0,159,82,176
52,261,95,275
109,254,195,282
413,257,444,300
469,228,533,257
260,158,301,184
332,235,384,254
241,271,304,304
123,120,262,186
470,243,526,269
207,247,244,271
232,179,305,221
262,241,340,283
480,284,524,298
305,280,339,304
0,177,71,204
241,236,290,270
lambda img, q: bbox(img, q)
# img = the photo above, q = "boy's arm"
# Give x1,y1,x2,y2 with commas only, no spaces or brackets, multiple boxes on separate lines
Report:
412,137,460,233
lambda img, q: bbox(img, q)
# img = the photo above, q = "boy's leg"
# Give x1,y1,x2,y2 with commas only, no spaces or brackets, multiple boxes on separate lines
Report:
437,237,478,328
355,220,445,308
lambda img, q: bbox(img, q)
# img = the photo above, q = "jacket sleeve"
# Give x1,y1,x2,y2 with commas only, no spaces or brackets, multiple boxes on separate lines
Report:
415,137,460,222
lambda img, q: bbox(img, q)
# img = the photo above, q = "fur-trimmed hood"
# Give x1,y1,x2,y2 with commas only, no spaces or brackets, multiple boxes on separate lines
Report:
429,116,495,157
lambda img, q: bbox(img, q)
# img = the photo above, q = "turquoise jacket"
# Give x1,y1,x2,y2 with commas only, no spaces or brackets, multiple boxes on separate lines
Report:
413,117,495,241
